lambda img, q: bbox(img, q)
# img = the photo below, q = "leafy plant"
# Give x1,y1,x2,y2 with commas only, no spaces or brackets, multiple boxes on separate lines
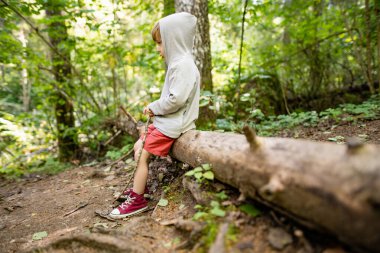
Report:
239,203,261,217
185,163,214,183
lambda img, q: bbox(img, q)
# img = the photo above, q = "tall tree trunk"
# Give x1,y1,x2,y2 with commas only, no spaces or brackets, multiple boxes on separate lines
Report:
375,0,380,92
112,0,119,116
175,0,214,126
0,64,4,83
343,1,374,93
365,0,374,93
45,0,79,162
175,0,212,92
306,0,324,97
18,25,30,112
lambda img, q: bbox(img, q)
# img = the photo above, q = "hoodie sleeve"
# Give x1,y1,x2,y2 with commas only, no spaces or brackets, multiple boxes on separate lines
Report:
148,64,195,116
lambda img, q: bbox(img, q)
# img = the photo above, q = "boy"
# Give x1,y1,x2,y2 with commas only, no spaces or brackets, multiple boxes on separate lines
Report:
110,12,200,219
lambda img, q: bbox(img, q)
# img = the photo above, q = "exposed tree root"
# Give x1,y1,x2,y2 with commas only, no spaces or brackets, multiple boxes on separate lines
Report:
27,234,146,253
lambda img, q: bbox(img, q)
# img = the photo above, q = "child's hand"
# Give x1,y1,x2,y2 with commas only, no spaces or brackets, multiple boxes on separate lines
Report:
143,107,154,117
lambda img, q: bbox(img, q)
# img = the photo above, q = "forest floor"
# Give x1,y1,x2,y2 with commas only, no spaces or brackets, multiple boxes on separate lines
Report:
0,119,379,253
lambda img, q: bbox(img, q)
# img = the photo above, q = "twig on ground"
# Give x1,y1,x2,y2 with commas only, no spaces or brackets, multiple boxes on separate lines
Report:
209,222,229,253
63,202,89,217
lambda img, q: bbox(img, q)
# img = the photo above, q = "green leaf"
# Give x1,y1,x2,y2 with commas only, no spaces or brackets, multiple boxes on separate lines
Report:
157,198,168,207
215,191,228,200
201,164,211,170
194,204,203,209
193,167,203,172
185,170,195,176
203,171,214,180
199,100,209,107
32,231,48,241
193,211,207,220
211,207,226,217
210,200,220,208
194,172,203,180
239,204,261,217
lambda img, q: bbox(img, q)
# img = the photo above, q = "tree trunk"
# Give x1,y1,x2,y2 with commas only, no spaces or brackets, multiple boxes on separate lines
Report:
46,0,79,162
172,130,380,252
365,0,374,93
375,0,380,92
175,0,212,92
18,25,30,112
175,0,215,125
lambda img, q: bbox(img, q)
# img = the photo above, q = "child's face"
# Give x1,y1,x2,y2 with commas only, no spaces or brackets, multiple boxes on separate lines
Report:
156,42,164,59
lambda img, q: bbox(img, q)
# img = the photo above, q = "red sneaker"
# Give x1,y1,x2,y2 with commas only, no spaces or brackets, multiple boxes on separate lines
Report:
117,186,150,201
110,191,148,219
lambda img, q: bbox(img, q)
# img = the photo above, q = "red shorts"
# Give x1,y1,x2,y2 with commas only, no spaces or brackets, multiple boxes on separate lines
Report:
140,124,175,157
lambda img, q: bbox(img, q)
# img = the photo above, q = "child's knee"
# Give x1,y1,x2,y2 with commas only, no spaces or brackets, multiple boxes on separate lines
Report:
134,140,142,151
134,150,140,161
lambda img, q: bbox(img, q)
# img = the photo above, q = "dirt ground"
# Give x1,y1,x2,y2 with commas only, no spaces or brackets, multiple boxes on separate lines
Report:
0,119,379,253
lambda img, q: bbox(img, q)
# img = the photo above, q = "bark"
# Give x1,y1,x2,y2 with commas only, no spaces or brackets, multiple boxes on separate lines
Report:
175,0,212,91
172,130,380,252
18,25,30,112
365,0,374,93
46,0,79,162
375,0,380,92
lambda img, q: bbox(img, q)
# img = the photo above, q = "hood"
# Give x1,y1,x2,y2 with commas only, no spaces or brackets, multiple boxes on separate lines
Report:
159,12,197,65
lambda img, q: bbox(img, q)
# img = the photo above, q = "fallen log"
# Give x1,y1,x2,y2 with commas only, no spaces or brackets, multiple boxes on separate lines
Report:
171,130,380,253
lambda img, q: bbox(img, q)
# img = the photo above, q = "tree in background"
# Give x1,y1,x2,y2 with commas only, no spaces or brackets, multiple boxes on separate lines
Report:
45,0,79,162
175,0,214,126
175,0,213,92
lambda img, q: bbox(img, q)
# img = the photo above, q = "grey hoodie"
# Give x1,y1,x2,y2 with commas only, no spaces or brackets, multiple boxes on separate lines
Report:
148,12,200,138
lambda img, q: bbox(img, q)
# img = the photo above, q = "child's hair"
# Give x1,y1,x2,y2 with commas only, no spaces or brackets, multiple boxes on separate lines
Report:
151,22,161,43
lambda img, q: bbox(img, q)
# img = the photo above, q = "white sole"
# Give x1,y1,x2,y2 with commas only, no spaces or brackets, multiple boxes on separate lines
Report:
109,206,148,219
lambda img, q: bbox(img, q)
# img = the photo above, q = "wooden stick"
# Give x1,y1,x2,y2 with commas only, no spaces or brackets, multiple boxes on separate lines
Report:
108,148,134,168
63,202,88,217
119,106,137,124
103,130,122,147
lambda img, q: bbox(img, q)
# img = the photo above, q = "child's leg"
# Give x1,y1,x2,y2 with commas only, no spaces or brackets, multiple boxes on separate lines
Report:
132,140,151,195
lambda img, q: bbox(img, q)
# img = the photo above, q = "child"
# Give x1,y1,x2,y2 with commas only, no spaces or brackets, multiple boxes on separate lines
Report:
110,12,200,219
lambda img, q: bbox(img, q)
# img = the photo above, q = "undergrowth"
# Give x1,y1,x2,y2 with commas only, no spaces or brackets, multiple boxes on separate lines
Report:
216,94,380,136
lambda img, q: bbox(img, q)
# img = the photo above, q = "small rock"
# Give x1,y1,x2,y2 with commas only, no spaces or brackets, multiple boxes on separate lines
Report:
92,223,110,234
10,238,28,244
236,241,254,250
268,227,293,250
104,175,115,181
294,229,303,237
158,172,164,182
0,224,6,230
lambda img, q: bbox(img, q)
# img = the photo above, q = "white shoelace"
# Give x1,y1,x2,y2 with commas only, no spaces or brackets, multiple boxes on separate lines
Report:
120,196,135,209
